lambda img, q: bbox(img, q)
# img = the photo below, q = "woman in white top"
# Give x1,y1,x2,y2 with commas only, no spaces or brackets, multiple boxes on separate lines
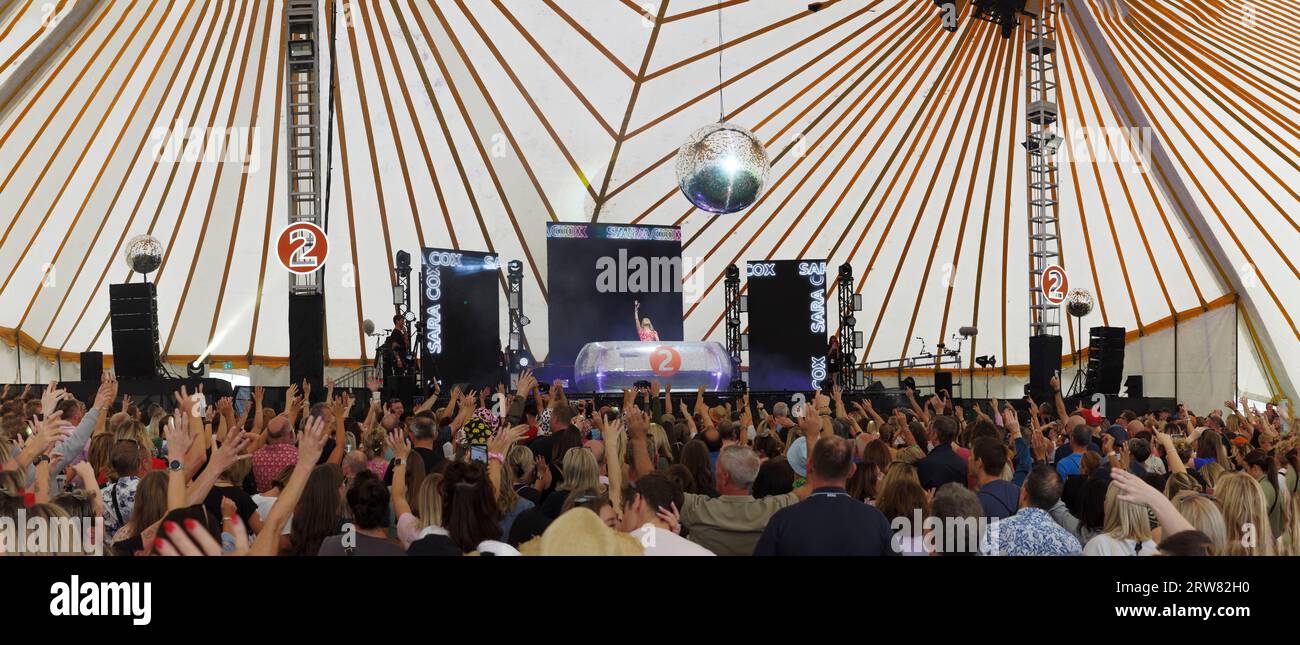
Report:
1084,483,1156,556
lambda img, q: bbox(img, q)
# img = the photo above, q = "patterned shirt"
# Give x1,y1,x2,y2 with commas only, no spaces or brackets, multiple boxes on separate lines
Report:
252,443,299,494
981,507,1082,556
102,476,141,535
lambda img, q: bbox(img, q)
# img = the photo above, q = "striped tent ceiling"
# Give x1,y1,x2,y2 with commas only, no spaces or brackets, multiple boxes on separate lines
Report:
0,0,1295,394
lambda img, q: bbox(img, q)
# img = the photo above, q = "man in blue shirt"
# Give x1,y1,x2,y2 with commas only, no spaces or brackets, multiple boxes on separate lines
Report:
916,416,966,491
973,437,1020,520
754,435,894,556
1056,424,1094,481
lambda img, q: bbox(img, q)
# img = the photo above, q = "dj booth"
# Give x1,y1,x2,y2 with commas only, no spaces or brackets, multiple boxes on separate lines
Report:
573,341,733,393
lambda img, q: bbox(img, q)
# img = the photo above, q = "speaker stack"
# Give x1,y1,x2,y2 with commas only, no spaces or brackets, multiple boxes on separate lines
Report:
109,283,162,380
1084,326,1126,395
1028,335,1062,401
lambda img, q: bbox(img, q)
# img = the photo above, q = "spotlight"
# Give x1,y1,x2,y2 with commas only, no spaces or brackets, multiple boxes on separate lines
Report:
1022,131,1064,155
187,361,206,378
395,250,412,273
845,315,856,328
287,37,314,60
726,264,741,280
730,379,748,393
508,260,524,275
511,349,535,371
519,315,531,327
959,326,979,338
738,295,748,313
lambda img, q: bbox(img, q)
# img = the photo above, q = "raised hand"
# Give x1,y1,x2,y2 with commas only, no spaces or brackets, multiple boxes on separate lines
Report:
94,374,117,410
297,414,328,466
165,413,194,463
385,428,412,461
40,380,70,414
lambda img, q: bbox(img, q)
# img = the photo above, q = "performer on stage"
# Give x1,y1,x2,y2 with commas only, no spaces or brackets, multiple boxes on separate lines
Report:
634,300,660,342
825,333,842,389
385,315,411,374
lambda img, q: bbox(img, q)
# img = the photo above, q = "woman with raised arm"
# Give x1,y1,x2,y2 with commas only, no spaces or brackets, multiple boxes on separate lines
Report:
634,300,659,342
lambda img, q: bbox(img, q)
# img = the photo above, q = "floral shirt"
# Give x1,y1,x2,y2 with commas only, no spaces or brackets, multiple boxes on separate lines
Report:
102,476,141,535
981,507,1082,556
252,443,299,494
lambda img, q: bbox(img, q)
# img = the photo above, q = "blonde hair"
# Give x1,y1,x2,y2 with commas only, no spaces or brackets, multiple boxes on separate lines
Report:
881,461,920,493
415,473,444,531
648,423,674,463
1172,492,1227,555
1199,461,1226,492
556,447,601,494
1280,494,1300,557
1103,483,1152,544
1217,472,1275,556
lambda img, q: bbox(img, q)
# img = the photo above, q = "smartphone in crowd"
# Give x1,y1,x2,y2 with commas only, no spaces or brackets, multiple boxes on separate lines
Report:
470,445,488,463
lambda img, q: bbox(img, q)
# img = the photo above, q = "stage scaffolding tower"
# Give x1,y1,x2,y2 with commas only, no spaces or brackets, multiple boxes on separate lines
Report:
286,0,323,296
724,265,743,381
1025,1,1062,338
837,263,862,390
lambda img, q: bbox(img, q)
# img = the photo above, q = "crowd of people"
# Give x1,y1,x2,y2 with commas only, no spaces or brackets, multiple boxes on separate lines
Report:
1,370,1297,557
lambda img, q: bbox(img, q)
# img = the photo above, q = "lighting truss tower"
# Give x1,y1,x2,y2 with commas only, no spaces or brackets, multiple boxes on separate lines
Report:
1025,1,1062,338
837,264,862,390
506,261,533,380
723,265,742,377
286,0,322,296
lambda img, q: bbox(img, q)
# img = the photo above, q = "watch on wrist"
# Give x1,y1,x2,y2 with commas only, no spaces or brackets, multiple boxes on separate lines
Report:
393,458,405,467
168,459,184,472
34,454,50,465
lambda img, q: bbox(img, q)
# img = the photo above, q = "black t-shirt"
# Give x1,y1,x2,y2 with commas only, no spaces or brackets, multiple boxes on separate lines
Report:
383,446,443,486
407,533,462,556
753,488,896,556
203,485,259,526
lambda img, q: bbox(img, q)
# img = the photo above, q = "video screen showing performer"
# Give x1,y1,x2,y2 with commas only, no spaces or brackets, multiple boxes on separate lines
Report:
635,300,661,342
545,223,685,369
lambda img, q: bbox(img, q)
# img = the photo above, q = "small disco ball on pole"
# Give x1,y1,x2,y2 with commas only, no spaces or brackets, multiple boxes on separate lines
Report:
1065,288,1094,318
123,235,164,277
675,122,771,215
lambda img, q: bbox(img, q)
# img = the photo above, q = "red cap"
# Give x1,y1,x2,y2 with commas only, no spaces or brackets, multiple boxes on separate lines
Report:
1078,409,1103,427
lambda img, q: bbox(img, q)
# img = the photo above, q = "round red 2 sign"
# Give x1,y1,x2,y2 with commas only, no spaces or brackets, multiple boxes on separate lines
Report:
277,222,330,275
1041,265,1068,305
650,346,682,379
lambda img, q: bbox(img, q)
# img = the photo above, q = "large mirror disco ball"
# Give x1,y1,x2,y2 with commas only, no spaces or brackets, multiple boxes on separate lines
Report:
675,122,770,215
1065,288,1094,318
123,235,164,275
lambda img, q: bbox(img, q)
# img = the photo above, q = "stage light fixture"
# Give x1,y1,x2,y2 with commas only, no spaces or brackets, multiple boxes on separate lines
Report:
738,295,748,313
959,326,979,338
508,260,524,275
1023,131,1064,156
853,294,863,312
854,331,864,347
845,315,856,328
519,315,531,327
187,361,206,378
287,37,314,60
395,250,411,273
740,334,749,352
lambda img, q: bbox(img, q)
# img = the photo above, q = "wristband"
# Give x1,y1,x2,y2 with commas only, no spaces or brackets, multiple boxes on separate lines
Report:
488,452,506,465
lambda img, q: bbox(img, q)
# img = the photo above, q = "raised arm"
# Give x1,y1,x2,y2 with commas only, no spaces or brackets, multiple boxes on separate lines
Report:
1050,376,1069,423
251,415,327,556
386,428,412,518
